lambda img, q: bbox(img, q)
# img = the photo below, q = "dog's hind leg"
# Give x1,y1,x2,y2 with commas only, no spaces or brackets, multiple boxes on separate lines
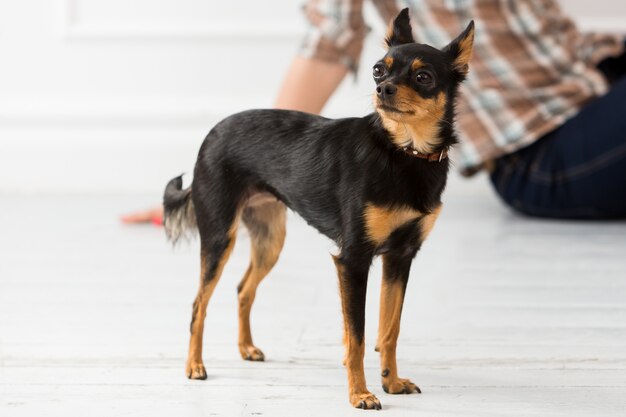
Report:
186,198,241,380
237,200,286,361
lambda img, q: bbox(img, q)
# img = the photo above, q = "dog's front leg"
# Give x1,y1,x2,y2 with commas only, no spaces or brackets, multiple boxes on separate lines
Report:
377,252,421,395
332,254,381,410
377,206,442,394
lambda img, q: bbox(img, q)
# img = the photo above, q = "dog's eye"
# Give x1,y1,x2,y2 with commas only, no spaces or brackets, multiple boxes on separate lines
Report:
373,64,386,79
416,71,433,84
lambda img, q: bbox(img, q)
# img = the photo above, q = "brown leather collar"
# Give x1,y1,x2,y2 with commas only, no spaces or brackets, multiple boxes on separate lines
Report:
400,145,449,162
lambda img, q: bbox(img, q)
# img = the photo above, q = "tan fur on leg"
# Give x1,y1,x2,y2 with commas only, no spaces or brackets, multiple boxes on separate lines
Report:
378,271,420,394
237,201,286,361
186,221,238,379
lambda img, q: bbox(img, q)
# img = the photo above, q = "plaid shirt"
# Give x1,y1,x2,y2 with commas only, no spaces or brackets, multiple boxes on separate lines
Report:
300,0,625,175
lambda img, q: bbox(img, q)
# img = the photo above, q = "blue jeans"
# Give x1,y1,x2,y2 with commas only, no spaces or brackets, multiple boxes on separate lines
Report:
489,77,626,219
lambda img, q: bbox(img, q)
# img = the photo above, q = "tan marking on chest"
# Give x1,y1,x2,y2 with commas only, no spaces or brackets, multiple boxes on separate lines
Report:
364,204,423,245
419,204,442,241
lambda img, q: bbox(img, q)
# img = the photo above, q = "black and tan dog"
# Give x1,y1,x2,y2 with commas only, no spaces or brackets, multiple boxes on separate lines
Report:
163,9,474,410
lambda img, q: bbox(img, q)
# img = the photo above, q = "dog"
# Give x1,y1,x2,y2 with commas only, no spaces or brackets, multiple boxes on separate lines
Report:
163,8,474,410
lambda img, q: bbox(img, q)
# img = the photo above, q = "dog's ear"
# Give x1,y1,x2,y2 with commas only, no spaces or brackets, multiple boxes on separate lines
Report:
443,21,475,76
385,8,415,48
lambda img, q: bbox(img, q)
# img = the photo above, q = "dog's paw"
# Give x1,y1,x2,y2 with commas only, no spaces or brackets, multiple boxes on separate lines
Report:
382,377,421,394
186,361,207,380
239,344,265,361
350,392,382,410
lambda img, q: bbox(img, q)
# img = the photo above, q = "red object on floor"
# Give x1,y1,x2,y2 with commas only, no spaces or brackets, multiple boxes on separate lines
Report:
152,215,163,226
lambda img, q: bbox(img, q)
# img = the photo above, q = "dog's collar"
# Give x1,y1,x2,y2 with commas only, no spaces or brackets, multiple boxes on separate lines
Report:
400,145,449,162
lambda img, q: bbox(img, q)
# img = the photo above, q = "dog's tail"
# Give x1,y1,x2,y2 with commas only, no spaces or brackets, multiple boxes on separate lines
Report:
163,174,197,244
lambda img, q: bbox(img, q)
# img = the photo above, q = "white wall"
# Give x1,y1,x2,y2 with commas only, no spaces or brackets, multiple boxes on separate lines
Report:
0,0,624,194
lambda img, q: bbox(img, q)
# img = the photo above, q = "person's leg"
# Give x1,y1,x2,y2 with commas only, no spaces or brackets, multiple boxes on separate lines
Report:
490,77,626,219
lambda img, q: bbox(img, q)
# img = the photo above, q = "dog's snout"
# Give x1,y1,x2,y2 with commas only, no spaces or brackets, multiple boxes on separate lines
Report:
384,84,397,96
376,83,397,99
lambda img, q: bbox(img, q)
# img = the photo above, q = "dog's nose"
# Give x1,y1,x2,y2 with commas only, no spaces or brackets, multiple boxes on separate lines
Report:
376,83,397,99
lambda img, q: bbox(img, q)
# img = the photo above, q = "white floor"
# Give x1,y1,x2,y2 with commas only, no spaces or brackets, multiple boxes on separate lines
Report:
1,192,625,416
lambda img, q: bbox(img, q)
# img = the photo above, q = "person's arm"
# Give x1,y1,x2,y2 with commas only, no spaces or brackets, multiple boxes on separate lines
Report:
278,0,365,114
273,56,349,113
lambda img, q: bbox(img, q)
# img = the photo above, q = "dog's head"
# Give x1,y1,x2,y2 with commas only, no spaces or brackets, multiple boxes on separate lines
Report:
373,8,474,154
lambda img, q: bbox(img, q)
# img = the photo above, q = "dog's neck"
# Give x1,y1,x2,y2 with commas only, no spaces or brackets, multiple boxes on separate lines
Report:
375,92,450,155
379,116,442,155
377,110,453,155
399,143,449,161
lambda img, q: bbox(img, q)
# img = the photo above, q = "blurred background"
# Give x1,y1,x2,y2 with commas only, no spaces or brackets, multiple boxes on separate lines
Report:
1,0,624,197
